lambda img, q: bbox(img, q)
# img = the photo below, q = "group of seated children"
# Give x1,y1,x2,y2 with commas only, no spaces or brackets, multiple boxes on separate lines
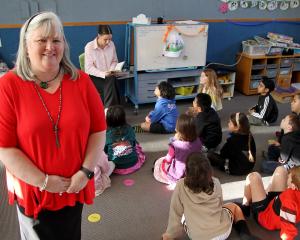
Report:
261,93,300,174
95,68,300,239
162,151,300,240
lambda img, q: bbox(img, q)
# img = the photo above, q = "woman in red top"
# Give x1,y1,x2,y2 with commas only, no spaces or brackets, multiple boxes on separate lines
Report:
0,12,106,240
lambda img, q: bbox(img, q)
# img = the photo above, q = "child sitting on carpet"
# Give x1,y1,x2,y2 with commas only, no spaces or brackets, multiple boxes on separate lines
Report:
208,112,256,175
153,114,202,184
187,93,222,152
262,94,300,173
139,81,178,134
239,166,300,240
248,77,278,126
198,68,223,111
162,152,259,240
105,105,146,174
262,114,300,174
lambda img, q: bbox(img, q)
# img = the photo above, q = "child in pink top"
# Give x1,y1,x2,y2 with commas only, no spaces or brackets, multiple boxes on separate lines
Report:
153,114,202,184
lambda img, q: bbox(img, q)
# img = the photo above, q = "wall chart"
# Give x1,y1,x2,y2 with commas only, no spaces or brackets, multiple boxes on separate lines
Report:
218,0,299,13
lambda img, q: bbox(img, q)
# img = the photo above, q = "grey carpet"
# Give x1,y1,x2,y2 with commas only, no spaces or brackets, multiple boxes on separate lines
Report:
0,92,293,239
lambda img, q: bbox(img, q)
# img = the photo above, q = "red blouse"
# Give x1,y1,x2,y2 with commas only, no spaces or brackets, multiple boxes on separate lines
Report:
0,70,106,218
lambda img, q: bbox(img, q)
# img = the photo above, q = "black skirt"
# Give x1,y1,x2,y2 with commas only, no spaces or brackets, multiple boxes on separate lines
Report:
89,75,120,108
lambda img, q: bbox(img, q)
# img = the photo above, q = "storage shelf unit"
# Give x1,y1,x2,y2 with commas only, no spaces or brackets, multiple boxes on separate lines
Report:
126,69,201,105
217,71,235,100
235,53,300,95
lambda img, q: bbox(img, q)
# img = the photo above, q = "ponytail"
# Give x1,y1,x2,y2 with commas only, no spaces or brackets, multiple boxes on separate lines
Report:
234,112,254,162
248,132,255,163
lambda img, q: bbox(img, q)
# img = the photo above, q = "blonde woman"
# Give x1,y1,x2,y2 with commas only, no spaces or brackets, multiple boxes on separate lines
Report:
0,12,106,239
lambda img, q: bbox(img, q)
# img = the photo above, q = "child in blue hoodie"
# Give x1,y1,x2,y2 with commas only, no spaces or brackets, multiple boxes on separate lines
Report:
140,81,178,133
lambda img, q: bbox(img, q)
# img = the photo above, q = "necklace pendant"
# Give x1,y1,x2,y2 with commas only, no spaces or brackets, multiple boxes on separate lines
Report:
40,81,48,89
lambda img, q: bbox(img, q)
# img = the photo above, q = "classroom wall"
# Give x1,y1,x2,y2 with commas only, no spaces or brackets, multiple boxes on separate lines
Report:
0,1,300,69
0,0,300,23
1,21,300,70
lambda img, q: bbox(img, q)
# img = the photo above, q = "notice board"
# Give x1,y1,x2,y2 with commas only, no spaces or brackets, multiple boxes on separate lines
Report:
134,23,208,71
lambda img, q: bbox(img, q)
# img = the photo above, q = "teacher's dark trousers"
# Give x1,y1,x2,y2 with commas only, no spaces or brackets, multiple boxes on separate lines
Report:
89,75,120,108
17,202,83,240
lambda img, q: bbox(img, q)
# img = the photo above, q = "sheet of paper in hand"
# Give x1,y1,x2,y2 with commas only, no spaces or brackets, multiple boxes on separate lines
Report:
113,61,125,72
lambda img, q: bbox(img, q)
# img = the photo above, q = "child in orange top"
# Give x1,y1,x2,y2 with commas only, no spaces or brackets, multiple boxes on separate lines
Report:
240,166,300,240
198,68,223,111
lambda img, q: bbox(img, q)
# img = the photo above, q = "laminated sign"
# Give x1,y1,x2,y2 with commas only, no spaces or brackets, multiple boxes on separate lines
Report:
163,29,184,58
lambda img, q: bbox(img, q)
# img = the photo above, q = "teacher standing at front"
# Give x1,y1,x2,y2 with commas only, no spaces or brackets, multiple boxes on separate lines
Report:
85,25,120,108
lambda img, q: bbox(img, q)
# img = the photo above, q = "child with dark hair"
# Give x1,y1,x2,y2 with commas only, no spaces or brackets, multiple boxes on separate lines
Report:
139,81,178,133
162,152,259,240
208,112,256,175
153,114,202,184
85,24,121,108
248,77,278,126
239,166,300,240
105,105,146,174
187,93,222,151
262,114,300,174
263,94,300,173
291,93,300,116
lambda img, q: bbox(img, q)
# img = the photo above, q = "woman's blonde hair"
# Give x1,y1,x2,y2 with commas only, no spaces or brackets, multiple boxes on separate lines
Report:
15,11,78,80
198,68,223,98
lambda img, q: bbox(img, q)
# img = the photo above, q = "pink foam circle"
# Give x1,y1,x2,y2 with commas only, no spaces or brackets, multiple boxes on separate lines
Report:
123,179,135,187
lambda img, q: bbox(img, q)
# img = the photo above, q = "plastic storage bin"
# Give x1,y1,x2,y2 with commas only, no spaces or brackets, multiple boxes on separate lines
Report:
266,69,277,78
250,80,260,89
242,41,269,56
175,86,195,96
252,64,265,70
280,58,294,67
267,47,283,55
293,58,300,71
279,67,291,75
266,63,278,69
251,75,263,81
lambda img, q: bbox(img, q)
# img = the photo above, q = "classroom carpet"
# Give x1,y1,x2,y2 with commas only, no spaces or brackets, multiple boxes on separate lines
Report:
0,92,296,240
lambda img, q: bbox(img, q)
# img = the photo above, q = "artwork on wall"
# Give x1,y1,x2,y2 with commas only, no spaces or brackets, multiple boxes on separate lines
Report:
218,0,299,13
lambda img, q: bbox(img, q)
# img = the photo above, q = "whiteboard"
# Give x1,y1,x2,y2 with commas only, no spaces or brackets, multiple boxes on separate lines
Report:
135,23,208,71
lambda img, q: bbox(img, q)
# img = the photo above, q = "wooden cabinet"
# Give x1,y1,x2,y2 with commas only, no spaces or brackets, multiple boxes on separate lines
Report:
235,53,300,95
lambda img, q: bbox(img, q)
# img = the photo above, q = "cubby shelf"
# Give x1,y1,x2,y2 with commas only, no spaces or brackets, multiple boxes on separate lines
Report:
236,53,300,95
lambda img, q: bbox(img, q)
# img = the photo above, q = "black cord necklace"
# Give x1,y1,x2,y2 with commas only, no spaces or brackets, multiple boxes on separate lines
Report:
33,81,63,147
35,68,61,89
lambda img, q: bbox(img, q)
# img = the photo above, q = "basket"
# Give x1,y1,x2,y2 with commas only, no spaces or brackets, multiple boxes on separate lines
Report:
242,41,270,56
175,86,195,96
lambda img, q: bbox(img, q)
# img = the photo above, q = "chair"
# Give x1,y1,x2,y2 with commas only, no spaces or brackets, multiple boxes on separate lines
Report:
79,53,85,71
